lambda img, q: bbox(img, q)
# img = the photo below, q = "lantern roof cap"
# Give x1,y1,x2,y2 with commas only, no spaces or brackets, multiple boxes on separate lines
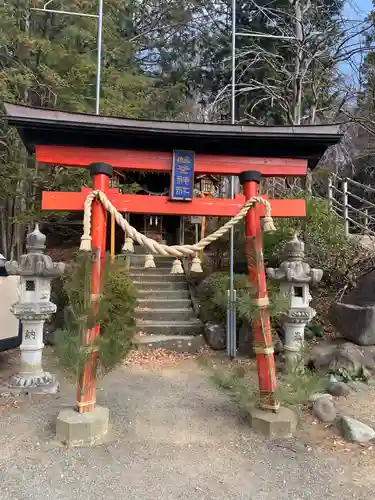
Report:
26,224,46,253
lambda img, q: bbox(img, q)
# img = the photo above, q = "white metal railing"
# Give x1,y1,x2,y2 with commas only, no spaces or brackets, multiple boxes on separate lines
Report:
328,175,375,237
262,175,375,239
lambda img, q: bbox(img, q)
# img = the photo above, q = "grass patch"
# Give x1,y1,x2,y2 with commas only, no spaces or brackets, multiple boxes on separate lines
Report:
210,365,257,411
204,359,325,418
275,371,325,407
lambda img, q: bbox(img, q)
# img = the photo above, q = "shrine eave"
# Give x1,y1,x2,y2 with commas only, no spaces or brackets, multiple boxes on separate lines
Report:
4,103,342,166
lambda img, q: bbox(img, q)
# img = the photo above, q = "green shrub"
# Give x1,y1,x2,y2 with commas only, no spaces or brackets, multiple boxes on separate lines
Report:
232,195,362,289
263,196,360,287
197,271,286,326
54,252,136,378
197,272,249,325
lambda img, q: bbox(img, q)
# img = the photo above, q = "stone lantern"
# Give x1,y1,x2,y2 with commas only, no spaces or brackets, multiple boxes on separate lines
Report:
5,225,65,392
266,233,323,372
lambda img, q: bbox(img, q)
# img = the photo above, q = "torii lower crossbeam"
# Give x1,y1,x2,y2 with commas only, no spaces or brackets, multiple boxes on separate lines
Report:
42,188,305,218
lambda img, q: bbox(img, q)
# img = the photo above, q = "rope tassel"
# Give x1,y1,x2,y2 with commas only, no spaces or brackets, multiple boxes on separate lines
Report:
80,235,92,252
263,215,276,233
171,258,184,274
122,237,134,253
190,254,203,273
144,254,156,268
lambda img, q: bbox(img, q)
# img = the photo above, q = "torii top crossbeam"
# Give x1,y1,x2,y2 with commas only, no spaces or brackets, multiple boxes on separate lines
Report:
4,103,342,218
5,102,341,172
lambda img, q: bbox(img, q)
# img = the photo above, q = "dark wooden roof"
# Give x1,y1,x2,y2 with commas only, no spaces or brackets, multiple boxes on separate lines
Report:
4,103,342,166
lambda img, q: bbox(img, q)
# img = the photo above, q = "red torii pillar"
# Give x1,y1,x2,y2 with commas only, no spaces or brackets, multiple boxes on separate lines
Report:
42,165,305,413
76,163,112,413
240,170,278,410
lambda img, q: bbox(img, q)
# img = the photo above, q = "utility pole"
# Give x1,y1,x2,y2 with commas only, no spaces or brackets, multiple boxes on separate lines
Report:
227,0,237,359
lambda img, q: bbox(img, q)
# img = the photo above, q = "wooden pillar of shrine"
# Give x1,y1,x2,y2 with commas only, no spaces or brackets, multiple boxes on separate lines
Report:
76,162,112,413
239,170,279,412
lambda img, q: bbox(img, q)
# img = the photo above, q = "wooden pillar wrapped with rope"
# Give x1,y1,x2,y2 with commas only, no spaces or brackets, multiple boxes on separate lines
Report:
76,162,113,413
239,170,279,412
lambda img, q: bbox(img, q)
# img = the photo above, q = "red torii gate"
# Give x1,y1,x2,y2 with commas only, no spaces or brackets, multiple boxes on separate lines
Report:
4,103,341,415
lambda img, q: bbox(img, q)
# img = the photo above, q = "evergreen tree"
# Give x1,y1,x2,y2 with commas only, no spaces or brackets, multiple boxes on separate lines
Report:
142,0,345,125
0,0,187,257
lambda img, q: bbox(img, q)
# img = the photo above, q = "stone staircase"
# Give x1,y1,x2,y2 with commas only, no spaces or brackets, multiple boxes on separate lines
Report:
130,253,204,353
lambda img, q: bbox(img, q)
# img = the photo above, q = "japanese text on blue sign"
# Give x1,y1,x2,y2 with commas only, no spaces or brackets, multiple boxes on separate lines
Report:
170,150,195,201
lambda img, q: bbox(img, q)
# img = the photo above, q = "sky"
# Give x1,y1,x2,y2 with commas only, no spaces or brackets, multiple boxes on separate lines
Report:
344,0,372,19
340,0,373,79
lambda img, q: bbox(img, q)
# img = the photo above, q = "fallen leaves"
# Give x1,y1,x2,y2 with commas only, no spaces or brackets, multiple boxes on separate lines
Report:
124,348,193,370
123,345,233,371
0,396,20,413
135,331,150,337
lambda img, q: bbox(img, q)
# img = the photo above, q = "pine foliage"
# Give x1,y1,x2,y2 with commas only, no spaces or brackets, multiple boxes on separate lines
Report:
55,252,136,378
197,271,286,326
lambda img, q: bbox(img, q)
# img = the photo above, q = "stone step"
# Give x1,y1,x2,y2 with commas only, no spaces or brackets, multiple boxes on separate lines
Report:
130,267,175,274
137,298,192,309
136,319,203,336
130,254,175,266
130,273,186,282
135,307,195,322
137,289,190,299
131,263,174,270
133,280,188,291
134,245,149,255
133,334,205,353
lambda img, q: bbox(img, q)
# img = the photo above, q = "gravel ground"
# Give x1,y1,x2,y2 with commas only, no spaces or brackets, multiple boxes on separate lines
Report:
0,352,371,500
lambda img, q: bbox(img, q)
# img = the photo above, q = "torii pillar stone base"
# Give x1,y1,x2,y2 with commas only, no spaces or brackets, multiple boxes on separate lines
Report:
56,406,109,447
247,406,296,438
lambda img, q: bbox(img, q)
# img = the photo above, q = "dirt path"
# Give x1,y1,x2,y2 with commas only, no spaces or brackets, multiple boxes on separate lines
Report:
0,350,372,500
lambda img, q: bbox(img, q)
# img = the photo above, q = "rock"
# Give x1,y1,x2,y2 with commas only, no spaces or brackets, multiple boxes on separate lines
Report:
273,331,283,354
309,392,333,403
340,416,375,443
329,374,339,384
238,321,254,356
44,305,71,346
204,322,225,350
309,343,337,372
347,380,370,392
43,326,55,346
329,270,375,345
309,341,375,378
329,303,375,345
312,398,337,423
237,321,283,357
327,381,351,397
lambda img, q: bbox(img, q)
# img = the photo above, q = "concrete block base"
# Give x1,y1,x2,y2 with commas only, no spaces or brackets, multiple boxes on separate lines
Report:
247,406,296,438
56,405,109,447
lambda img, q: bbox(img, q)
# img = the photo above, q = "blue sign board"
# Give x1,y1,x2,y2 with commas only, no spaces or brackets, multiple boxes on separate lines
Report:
170,150,195,201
